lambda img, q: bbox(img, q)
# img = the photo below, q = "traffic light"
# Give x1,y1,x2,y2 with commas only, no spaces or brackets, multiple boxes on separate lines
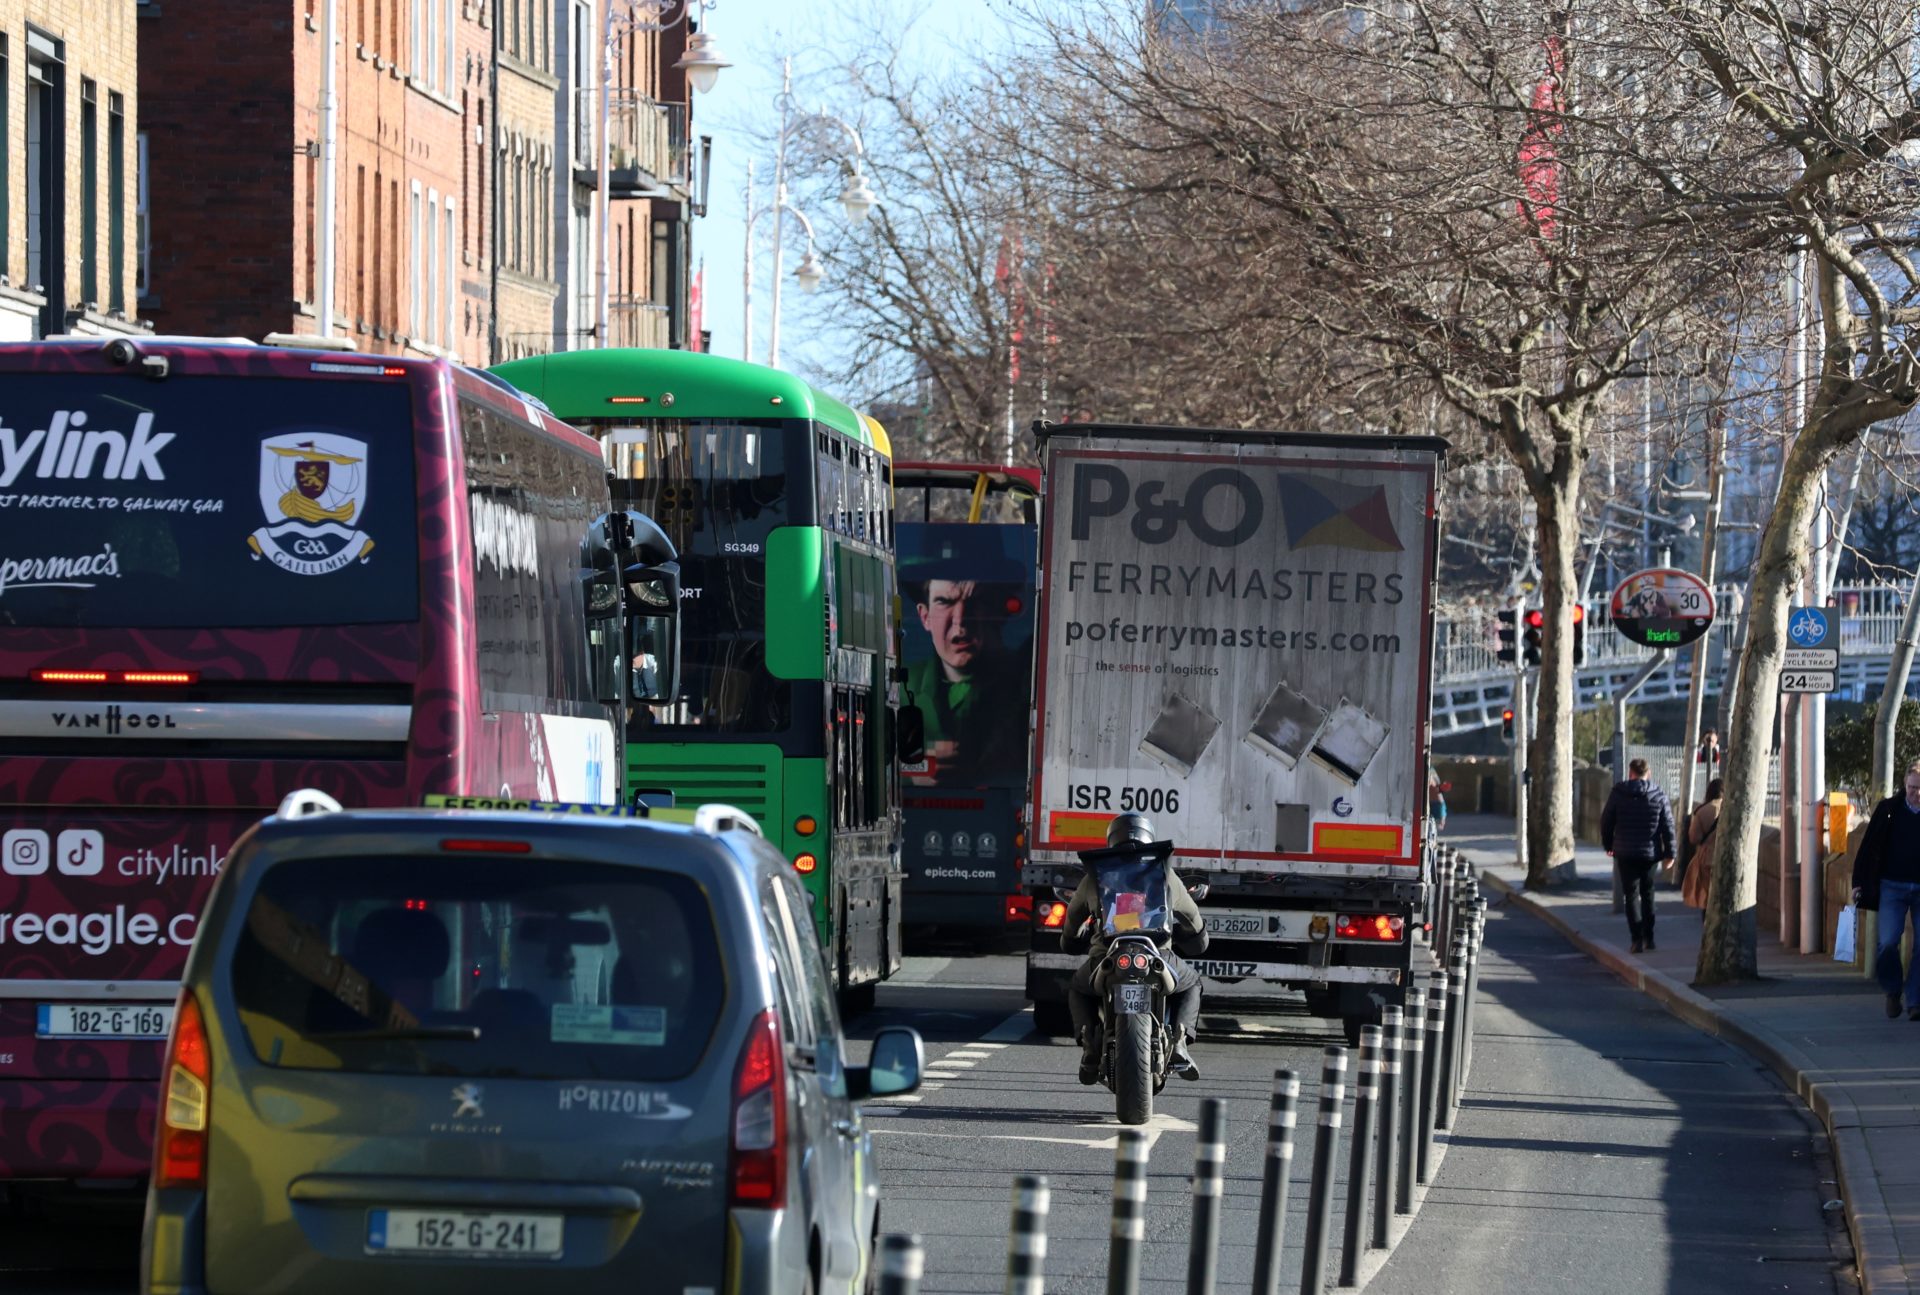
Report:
1572,604,1586,666
1495,608,1518,662
1501,707,1516,743
1523,609,1544,665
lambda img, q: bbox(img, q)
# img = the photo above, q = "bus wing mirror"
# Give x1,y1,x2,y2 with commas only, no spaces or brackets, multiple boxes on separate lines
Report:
896,705,925,765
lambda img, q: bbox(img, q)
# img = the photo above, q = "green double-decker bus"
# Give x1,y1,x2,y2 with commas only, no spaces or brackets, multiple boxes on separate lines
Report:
492,349,904,1004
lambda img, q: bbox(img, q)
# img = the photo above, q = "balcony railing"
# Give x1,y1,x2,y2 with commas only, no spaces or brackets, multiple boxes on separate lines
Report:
607,94,689,196
607,294,671,349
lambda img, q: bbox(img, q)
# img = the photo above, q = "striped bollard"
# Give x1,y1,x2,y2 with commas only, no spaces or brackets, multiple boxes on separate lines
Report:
1251,1070,1300,1295
1337,1028,1380,1287
1417,973,1446,1184
1396,990,1423,1214
1463,901,1488,1082
1005,1174,1049,1295
1437,945,1468,1130
1298,1046,1348,1295
879,1234,924,1295
1185,1098,1227,1295
1107,1129,1148,1295
1372,1005,1402,1248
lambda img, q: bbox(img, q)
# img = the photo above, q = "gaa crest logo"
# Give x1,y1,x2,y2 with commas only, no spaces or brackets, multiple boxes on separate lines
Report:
246,433,375,575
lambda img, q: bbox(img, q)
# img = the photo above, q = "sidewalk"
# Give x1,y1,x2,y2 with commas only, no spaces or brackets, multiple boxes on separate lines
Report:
1444,813,1920,1295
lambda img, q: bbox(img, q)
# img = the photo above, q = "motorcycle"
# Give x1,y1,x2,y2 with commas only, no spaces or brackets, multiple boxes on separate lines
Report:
1079,852,1198,1125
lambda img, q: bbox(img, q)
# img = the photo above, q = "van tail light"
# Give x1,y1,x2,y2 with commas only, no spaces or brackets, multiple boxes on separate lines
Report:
155,990,211,1190
729,1009,787,1207
1038,900,1069,929
1334,913,1406,942
1004,894,1033,924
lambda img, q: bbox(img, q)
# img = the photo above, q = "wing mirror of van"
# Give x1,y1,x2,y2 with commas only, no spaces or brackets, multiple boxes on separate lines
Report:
847,1025,923,1102
895,705,926,766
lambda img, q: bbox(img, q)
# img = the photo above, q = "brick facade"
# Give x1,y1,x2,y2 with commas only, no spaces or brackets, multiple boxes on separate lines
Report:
139,0,696,364
0,1,143,340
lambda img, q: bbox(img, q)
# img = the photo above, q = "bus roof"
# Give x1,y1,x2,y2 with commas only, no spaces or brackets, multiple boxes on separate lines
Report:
491,349,874,448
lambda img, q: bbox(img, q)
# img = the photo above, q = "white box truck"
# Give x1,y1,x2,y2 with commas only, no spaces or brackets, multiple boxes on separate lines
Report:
1023,423,1447,1043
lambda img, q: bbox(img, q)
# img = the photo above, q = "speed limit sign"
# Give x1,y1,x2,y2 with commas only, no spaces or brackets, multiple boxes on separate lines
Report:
1609,568,1715,650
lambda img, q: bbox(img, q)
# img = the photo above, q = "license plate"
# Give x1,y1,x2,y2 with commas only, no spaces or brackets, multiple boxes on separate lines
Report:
36,1002,175,1040
1115,983,1150,1015
367,1209,563,1259
1203,913,1271,937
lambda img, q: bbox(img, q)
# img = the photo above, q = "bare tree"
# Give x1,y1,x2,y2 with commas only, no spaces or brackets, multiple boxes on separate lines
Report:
1652,1,1920,982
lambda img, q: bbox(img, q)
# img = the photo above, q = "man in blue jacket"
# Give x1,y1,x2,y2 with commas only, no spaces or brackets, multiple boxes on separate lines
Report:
1601,757,1676,954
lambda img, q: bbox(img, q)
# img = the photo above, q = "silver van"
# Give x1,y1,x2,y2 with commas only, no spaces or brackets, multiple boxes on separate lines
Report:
141,799,922,1294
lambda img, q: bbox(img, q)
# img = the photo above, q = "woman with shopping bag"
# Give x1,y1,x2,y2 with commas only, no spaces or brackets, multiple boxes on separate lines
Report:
1682,778,1723,911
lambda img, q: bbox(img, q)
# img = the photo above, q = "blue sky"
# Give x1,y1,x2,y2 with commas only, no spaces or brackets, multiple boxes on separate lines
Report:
689,0,1005,387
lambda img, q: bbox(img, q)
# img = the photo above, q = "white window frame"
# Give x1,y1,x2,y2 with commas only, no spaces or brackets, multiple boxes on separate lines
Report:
409,181,423,337
443,195,456,349
426,186,440,349
412,0,424,79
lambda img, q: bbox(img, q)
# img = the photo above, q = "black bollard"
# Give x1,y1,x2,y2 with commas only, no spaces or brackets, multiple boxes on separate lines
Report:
1252,1070,1300,1295
1397,990,1423,1214
1186,1098,1226,1295
1005,1173,1049,1295
1437,944,1468,1130
1338,1027,1380,1287
1463,900,1488,1082
1417,973,1447,1184
1372,1005,1401,1249
879,1234,924,1295
1107,1129,1148,1295
1298,1046,1348,1295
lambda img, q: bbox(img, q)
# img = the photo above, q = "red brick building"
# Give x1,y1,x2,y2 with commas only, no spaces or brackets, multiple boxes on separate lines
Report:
138,0,700,363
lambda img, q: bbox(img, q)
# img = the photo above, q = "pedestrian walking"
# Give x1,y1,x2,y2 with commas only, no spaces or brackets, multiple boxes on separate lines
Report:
1850,762,1920,1020
1681,778,1723,912
1601,757,1676,954
1429,769,1448,836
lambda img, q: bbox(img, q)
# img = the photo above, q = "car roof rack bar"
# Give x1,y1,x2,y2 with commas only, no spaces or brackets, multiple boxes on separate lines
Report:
277,788,345,818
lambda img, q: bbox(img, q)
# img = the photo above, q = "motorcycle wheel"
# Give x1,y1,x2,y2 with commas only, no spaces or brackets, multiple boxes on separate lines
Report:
1113,1012,1154,1126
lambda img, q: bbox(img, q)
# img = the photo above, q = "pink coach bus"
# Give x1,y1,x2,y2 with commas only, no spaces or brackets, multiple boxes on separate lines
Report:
0,336,637,1193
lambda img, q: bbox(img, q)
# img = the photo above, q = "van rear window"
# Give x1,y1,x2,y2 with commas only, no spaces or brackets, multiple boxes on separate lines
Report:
230,856,724,1081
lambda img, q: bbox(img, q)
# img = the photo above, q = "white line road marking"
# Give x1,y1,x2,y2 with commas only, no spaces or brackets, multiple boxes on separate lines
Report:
974,1042,1009,1050
872,1111,1199,1154
944,1050,992,1059
928,1058,977,1069
982,1010,1035,1043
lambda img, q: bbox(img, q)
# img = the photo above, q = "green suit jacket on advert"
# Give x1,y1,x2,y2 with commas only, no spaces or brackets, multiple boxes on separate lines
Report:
904,651,1027,784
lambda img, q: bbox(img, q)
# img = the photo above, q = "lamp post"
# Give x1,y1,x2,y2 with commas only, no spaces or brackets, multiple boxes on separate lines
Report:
743,57,873,368
594,0,730,349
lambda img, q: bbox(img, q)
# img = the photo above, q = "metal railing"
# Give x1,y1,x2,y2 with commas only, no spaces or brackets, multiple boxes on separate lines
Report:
1434,581,1919,735
607,94,689,189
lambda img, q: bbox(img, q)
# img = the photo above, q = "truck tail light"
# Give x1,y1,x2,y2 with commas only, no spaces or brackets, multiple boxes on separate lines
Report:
729,1009,788,1206
1334,913,1406,942
1004,894,1033,924
155,990,211,1190
1038,900,1069,929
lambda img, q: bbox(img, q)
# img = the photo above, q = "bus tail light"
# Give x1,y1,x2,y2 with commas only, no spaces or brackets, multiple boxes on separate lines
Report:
440,839,533,854
1004,894,1032,924
1038,900,1069,929
1334,913,1405,942
794,853,818,874
155,990,211,1190
31,669,199,685
729,1009,787,1206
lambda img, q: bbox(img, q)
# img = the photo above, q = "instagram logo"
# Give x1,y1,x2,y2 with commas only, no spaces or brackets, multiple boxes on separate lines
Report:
3,829,49,876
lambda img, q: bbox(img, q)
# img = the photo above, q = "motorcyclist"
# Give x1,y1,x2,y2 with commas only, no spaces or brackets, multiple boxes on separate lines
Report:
1061,812,1208,1085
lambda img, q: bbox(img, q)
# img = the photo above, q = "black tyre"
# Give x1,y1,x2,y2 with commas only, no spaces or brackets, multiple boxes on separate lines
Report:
1114,1012,1154,1125
1032,999,1074,1037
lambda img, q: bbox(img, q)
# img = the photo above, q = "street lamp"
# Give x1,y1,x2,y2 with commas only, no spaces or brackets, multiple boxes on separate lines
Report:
743,57,874,368
595,0,730,349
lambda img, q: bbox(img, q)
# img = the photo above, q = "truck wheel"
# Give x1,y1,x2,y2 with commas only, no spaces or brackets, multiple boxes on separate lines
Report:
1032,999,1074,1037
1114,1014,1154,1125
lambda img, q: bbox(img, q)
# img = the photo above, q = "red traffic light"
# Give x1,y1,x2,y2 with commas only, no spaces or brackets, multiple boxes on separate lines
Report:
1525,609,1545,629
1501,707,1515,722
1572,604,1585,623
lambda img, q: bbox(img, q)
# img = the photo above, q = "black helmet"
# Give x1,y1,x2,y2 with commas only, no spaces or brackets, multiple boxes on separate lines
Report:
1107,813,1156,849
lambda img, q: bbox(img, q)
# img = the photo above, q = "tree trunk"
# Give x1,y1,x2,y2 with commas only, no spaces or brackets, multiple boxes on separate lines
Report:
1525,470,1581,888
1872,570,1920,800
1696,433,1827,983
